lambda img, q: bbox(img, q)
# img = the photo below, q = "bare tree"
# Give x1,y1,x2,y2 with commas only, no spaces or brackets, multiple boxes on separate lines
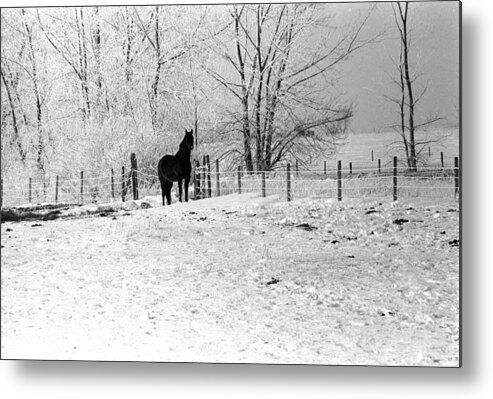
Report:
132,6,212,135
388,2,443,170
37,8,92,122
205,4,379,171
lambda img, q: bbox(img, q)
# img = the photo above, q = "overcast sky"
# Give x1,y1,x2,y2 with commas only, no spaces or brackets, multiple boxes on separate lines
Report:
333,1,460,133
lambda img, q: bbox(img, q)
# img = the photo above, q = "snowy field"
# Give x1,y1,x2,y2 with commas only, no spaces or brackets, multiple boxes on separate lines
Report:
1,193,459,366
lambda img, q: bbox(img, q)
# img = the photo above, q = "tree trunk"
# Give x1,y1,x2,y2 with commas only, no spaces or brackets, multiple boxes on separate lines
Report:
124,7,133,83
92,7,109,116
75,8,90,121
121,7,135,117
188,46,199,149
233,7,253,171
398,45,410,167
22,9,45,174
399,2,417,171
264,17,293,170
254,5,266,171
150,6,161,134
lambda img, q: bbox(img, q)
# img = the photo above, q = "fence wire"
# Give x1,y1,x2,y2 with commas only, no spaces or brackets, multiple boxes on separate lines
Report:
1,164,459,207
193,165,458,202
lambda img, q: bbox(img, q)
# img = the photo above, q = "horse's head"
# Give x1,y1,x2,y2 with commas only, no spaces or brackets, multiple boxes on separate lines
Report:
182,129,194,152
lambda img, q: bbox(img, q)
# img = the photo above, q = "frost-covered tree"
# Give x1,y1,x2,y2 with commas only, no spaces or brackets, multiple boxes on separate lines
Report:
386,2,443,170
205,3,380,171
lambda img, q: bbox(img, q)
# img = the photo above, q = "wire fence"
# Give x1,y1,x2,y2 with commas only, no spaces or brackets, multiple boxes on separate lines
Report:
1,173,125,207
193,161,460,202
0,155,460,208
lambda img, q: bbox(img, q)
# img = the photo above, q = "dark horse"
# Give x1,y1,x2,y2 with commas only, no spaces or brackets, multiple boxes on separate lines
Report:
157,129,194,206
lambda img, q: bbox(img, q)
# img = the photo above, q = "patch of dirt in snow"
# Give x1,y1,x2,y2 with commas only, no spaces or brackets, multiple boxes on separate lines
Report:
1,193,460,366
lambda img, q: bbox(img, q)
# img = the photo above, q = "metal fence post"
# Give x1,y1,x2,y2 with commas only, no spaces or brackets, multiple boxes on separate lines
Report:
111,169,115,200
80,171,84,204
286,163,291,202
130,153,138,200
261,171,266,197
237,166,242,194
43,177,47,202
337,160,342,201
206,155,212,198
121,166,126,202
194,160,201,200
455,156,459,199
202,155,207,198
393,156,398,201
215,159,220,197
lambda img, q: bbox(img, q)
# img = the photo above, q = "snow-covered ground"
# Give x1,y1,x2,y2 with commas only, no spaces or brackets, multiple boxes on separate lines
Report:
1,192,459,366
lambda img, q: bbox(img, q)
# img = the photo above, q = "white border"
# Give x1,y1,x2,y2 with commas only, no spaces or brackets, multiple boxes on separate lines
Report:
2,0,492,398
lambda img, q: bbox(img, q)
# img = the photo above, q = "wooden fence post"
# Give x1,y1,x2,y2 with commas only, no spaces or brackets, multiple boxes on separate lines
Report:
29,177,32,203
121,166,126,202
206,155,212,198
455,156,459,199
130,153,138,200
393,156,398,201
337,160,342,201
441,152,444,169
378,159,381,175
55,176,59,203
215,159,220,197
295,159,299,177
372,150,374,162
261,171,266,197
349,162,353,175
286,163,291,202
80,171,84,204
429,146,431,158
324,160,327,175
237,166,242,194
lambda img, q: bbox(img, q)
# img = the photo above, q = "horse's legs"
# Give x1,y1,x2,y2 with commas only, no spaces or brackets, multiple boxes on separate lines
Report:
159,179,166,206
178,179,183,202
184,176,190,202
164,180,173,205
